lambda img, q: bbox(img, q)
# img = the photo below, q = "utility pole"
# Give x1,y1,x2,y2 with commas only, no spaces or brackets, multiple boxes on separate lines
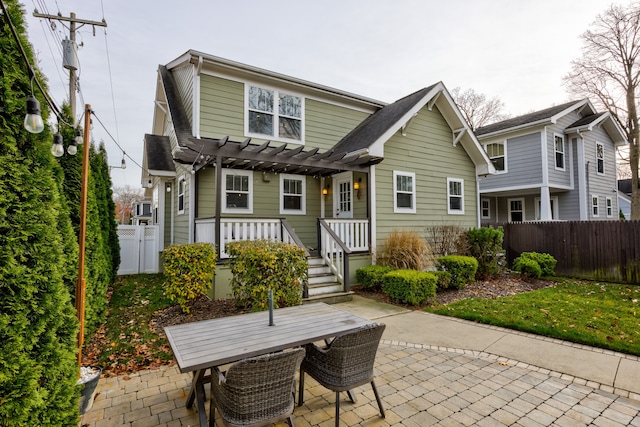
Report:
32,10,106,121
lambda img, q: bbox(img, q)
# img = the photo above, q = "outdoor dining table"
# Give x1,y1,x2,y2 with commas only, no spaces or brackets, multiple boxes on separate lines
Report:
164,301,376,427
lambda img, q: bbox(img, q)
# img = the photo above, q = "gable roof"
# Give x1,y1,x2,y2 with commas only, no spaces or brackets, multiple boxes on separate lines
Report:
333,82,495,176
565,112,628,146
475,100,595,137
618,179,632,196
158,65,192,144
142,133,175,184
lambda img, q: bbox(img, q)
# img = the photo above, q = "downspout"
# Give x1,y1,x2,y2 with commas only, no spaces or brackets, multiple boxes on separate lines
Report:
576,129,588,220
476,179,481,227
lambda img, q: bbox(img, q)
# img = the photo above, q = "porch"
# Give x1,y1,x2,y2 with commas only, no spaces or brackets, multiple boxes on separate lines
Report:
194,217,371,299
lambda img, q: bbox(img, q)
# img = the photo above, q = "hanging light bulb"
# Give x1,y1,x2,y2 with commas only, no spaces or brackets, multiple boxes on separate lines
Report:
120,157,126,169
67,139,78,155
51,133,64,157
24,96,45,133
74,127,83,145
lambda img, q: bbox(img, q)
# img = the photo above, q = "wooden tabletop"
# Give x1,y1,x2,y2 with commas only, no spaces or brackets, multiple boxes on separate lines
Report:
164,302,375,373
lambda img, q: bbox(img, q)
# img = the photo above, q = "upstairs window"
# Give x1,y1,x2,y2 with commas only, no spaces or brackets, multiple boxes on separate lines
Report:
596,142,605,175
222,170,253,214
247,85,303,142
177,176,185,215
485,142,506,172
554,134,565,170
447,178,464,215
280,174,306,215
393,171,416,213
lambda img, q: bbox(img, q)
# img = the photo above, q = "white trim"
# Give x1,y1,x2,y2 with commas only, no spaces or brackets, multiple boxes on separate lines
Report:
554,133,566,171
188,172,195,243
508,197,525,222
535,196,559,220
447,177,465,215
244,83,305,145
193,56,202,139
393,171,416,214
370,165,377,263
279,173,306,215
606,196,613,218
591,194,600,218
479,182,572,194
576,136,588,220
222,169,254,214
481,198,491,219
483,141,507,174
596,141,605,176
541,129,549,187
177,175,186,215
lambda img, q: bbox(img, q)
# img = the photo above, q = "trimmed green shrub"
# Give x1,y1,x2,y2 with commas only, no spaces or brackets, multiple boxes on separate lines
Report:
463,227,504,279
355,265,395,290
163,243,216,313
432,270,452,291
227,240,307,311
436,256,478,289
513,252,556,278
377,229,434,270
382,270,437,305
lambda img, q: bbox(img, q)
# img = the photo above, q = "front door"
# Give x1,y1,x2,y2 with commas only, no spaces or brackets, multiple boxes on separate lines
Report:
333,173,353,219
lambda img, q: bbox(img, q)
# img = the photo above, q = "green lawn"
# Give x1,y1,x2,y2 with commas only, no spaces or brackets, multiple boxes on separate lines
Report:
425,278,640,357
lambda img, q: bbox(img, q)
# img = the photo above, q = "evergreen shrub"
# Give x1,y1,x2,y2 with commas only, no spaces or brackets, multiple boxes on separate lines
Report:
513,252,556,278
227,240,306,311
436,255,478,289
462,226,504,279
163,243,216,313
432,270,453,291
382,270,437,305
355,265,395,290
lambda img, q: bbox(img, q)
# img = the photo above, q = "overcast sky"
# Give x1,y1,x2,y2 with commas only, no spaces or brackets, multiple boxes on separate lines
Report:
22,0,615,190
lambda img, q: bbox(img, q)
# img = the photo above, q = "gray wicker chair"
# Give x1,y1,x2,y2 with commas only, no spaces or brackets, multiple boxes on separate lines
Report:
209,347,305,427
297,323,386,427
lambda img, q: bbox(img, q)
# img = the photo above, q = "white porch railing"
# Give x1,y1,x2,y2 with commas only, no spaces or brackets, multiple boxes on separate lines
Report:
196,218,284,258
324,219,369,252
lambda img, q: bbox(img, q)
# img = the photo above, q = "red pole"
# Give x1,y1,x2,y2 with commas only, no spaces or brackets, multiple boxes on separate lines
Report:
76,104,91,372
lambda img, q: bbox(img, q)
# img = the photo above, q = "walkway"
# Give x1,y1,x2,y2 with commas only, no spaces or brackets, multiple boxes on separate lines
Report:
80,296,640,426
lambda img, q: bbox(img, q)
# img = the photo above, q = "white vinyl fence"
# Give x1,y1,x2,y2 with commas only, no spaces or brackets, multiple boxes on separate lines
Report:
117,225,159,275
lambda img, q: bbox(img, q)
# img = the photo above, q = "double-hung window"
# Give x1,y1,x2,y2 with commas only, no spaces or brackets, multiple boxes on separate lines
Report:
596,142,605,175
447,178,464,215
485,142,506,172
481,199,490,219
222,170,253,214
247,85,303,142
177,176,185,215
554,134,565,170
509,198,524,222
280,174,305,215
606,197,613,218
592,195,599,217
393,171,416,213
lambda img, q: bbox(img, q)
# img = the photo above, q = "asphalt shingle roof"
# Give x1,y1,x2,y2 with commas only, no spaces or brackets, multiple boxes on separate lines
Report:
144,134,175,172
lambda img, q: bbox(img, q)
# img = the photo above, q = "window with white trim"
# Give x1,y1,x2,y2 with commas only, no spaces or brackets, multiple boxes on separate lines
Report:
393,171,416,213
484,142,506,172
535,196,559,220
177,176,185,215
280,174,306,215
447,178,464,215
246,85,303,142
509,198,524,222
596,142,605,175
606,197,613,217
222,170,253,214
554,134,565,170
481,199,490,219
592,195,599,217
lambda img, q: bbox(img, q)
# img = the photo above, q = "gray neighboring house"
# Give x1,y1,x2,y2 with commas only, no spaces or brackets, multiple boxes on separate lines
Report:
476,100,627,223
618,179,632,219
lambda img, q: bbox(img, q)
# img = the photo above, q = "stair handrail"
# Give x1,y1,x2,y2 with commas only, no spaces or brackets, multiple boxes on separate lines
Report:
317,219,352,293
280,218,310,257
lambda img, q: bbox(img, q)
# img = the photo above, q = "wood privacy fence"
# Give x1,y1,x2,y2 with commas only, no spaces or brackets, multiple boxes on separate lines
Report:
500,221,640,284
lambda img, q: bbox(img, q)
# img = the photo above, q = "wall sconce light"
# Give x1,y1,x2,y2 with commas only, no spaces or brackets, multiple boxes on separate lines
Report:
166,183,172,193
355,177,362,199
322,187,328,195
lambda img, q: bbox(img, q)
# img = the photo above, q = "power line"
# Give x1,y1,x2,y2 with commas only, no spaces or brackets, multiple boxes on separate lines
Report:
92,111,145,173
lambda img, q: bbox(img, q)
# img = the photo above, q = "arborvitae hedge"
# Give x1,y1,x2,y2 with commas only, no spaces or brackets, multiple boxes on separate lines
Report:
0,2,80,424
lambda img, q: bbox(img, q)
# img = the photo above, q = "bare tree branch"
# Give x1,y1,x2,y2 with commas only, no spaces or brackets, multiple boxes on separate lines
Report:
564,2,640,219
450,87,510,131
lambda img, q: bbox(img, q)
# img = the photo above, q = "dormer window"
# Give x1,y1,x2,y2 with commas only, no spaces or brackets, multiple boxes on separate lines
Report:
246,85,303,143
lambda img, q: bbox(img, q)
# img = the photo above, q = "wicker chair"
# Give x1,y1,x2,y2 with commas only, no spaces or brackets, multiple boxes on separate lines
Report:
209,347,305,427
297,323,386,427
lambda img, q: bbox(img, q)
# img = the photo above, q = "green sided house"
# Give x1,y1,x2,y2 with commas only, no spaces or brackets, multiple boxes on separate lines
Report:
142,50,495,299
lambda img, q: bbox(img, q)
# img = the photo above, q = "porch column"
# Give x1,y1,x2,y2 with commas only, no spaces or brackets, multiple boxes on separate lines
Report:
539,186,552,221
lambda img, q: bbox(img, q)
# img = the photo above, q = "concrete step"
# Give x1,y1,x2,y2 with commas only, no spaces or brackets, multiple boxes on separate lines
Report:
303,291,354,305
